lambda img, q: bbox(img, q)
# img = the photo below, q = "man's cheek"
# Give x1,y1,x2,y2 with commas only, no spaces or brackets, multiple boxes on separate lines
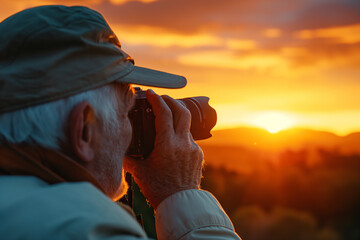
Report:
125,119,133,148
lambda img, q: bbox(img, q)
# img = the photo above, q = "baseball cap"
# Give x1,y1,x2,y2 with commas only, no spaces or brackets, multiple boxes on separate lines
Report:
0,5,187,113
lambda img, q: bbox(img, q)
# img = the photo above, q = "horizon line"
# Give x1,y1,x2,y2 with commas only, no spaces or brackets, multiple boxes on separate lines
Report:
213,124,360,137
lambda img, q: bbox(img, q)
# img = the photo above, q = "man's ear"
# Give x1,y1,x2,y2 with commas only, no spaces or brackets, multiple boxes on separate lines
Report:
68,101,97,163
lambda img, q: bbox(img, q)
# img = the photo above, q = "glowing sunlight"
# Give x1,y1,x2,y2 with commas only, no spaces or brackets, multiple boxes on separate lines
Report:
251,111,296,134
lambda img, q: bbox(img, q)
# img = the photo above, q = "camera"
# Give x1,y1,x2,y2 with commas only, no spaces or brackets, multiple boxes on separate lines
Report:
127,87,217,159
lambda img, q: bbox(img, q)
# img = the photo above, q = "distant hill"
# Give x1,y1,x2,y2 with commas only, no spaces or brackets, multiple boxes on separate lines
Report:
197,127,360,172
199,127,360,154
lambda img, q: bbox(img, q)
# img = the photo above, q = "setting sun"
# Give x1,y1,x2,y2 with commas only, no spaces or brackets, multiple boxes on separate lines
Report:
251,112,295,133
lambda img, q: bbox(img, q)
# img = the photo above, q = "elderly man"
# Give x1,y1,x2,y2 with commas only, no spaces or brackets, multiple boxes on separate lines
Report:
0,5,240,240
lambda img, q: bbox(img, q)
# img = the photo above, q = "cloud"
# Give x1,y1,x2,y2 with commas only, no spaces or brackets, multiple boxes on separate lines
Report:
94,0,360,35
111,24,222,48
287,0,360,30
95,0,313,34
286,38,360,70
2,0,357,76
177,50,288,71
263,28,282,38
294,24,360,44
93,0,360,72
226,39,257,50
109,0,156,5
3,0,359,41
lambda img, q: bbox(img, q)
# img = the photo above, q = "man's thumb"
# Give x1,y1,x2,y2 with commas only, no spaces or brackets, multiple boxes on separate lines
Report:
123,156,139,176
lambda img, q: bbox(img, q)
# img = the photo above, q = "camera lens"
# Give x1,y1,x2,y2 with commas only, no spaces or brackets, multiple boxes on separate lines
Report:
178,97,217,140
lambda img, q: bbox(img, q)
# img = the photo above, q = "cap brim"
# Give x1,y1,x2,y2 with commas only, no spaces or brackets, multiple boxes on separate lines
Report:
118,66,187,89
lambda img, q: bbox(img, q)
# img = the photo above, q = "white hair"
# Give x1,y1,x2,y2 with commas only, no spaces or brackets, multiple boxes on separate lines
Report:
0,83,131,151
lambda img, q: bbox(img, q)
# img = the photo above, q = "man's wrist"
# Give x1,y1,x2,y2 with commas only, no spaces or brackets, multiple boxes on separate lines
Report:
152,186,201,210
155,189,235,239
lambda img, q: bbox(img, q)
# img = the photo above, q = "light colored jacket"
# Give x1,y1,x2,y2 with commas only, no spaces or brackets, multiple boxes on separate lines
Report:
0,176,241,239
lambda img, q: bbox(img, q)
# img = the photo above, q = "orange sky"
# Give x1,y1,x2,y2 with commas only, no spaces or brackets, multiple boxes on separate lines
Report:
1,0,360,135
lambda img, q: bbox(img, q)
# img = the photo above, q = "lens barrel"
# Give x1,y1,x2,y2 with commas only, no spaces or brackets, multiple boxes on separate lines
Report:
127,88,217,159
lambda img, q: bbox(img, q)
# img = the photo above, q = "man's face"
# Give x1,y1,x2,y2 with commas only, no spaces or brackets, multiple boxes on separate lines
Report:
95,85,135,201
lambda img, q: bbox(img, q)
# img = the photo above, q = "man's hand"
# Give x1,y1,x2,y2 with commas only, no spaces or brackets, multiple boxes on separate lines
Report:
124,89,204,209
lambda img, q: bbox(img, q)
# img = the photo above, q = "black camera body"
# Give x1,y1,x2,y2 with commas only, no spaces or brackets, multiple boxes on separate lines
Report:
127,89,156,159
127,88,217,159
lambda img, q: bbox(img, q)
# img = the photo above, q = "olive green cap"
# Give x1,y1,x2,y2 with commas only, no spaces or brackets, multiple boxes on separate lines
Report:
0,5,187,113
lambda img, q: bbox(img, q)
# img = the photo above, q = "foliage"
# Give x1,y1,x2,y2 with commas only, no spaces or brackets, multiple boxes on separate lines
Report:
201,148,360,240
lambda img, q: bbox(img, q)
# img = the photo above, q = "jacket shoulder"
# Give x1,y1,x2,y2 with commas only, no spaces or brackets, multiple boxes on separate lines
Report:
0,176,146,240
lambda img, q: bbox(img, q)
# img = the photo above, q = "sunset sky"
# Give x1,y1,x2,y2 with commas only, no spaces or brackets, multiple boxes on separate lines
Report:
1,0,360,135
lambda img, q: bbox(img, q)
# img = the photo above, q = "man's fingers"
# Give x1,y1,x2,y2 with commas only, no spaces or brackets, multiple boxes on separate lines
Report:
162,95,191,137
146,89,173,136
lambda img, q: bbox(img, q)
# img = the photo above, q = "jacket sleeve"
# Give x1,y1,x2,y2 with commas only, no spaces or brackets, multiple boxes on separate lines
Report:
155,190,242,240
